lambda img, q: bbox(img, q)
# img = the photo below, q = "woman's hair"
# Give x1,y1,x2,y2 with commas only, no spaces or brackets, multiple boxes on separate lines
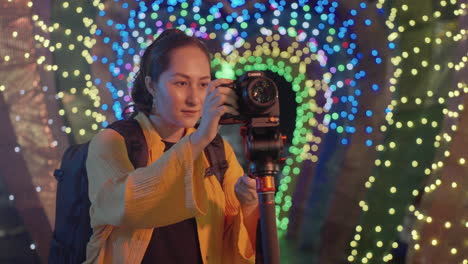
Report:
130,28,211,115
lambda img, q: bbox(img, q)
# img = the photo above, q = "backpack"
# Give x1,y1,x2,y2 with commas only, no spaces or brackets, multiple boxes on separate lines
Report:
48,118,228,264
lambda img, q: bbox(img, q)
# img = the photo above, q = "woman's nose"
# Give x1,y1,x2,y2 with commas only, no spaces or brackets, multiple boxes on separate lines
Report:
185,85,199,106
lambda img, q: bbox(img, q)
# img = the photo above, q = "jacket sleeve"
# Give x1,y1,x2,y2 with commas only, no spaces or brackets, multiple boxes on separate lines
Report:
222,140,256,264
86,129,208,229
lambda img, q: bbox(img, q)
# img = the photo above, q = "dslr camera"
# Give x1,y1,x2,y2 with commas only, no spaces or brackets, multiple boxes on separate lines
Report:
220,71,280,126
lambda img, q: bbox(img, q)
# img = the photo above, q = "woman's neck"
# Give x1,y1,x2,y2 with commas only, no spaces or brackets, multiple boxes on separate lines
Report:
148,114,185,143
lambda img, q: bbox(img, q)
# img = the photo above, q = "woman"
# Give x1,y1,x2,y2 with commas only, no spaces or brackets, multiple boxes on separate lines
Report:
84,29,260,263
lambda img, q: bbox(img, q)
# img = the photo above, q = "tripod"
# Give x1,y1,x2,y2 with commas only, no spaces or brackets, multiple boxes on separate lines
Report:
241,117,285,264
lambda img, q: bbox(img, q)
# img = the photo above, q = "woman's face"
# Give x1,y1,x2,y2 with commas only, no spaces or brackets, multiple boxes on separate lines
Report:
149,45,211,129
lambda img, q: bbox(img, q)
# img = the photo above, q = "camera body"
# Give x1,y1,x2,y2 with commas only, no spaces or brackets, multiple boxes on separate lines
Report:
220,71,280,126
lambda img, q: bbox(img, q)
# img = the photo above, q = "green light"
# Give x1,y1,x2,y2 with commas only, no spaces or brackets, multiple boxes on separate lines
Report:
338,65,345,71
332,113,339,120
207,15,214,22
180,10,187,17
287,27,297,37
290,19,297,26
151,13,158,20
286,158,293,165
337,126,344,133
235,69,243,76
303,5,310,12
255,57,262,63
296,96,303,103
329,28,336,35
240,22,248,29
199,18,206,25
181,2,188,8
293,84,300,92
222,23,229,30
248,56,255,63
293,167,300,175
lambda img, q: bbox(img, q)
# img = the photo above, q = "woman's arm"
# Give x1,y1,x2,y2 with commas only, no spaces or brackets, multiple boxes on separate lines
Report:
86,128,208,229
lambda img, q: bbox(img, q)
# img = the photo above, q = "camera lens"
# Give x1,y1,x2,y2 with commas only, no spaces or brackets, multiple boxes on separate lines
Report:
249,78,277,105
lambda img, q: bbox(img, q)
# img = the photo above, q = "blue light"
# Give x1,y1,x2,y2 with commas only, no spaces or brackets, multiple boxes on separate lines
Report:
330,122,337,129
388,42,396,49
366,126,373,133
107,20,114,26
355,89,362,96
350,9,357,16
101,57,108,63
375,58,382,64
340,111,347,118
366,110,373,117
360,2,367,8
102,104,108,111
94,78,102,85
102,121,109,127
341,96,347,103
99,10,106,16
351,33,357,39
348,114,355,121
351,107,358,114
366,140,373,146
341,138,349,145
365,19,372,26
96,29,102,36
371,50,378,56
372,84,380,91
122,3,128,8
104,37,110,43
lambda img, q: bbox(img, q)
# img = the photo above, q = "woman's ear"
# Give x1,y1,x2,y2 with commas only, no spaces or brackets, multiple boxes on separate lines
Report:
145,76,156,97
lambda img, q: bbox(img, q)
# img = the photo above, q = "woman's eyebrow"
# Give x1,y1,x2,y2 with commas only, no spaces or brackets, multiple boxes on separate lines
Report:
172,73,210,80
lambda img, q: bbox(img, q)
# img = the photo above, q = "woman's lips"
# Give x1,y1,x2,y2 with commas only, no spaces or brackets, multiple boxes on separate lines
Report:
181,110,199,115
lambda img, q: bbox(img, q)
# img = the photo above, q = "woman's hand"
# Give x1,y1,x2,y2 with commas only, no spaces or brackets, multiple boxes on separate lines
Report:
190,79,239,154
235,174,258,206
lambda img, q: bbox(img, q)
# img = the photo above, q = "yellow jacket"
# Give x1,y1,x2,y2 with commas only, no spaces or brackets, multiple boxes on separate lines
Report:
84,112,255,264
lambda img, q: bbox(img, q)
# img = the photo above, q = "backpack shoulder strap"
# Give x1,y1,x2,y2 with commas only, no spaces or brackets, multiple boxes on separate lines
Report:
204,134,229,185
107,119,148,169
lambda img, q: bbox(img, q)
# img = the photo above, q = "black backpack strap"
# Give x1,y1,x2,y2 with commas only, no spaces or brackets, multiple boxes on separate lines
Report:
204,134,229,185
107,119,148,169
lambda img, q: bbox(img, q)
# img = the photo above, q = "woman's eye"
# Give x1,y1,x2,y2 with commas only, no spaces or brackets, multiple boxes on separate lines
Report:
175,81,188,86
200,83,209,88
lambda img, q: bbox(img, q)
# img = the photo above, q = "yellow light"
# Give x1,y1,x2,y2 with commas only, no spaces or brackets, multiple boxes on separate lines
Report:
389,208,395,215
414,244,420,250
412,190,419,196
431,239,438,246
79,129,86,136
390,187,397,193
451,248,458,255
377,241,383,247
375,226,382,232
459,158,465,165
63,2,69,8
356,225,362,232
392,242,398,248
452,182,457,188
